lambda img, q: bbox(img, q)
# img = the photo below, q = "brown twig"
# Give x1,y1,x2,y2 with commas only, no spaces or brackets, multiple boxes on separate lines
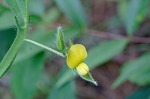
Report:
90,30,150,43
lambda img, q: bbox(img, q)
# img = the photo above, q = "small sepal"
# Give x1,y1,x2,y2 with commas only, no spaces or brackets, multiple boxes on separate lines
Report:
80,73,98,86
56,26,66,55
69,40,73,47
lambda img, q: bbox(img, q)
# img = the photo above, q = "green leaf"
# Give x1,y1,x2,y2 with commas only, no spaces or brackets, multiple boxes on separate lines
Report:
55,0,87,28
0,29,16,61
29,0,45,16
118,0,149,36
0,4,9,15
127,86,150,99
118,0,128,23
112,52,150,88
48,81,76,99
55,39,128,87
85,39,128,69
0,12,15,30
0,29,26,77
42,8,60,24
55,66,74,88
6,0,27,27
10,52,45,99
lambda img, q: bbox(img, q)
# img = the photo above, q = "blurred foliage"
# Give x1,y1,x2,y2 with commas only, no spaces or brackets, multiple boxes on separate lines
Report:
127,86,150,99
0,29,16,61
0,0,150,99
54,0,87,28
118,0,149,36
11,52,45,99
0,12,15,29
48,81,76,99
113,52,150,87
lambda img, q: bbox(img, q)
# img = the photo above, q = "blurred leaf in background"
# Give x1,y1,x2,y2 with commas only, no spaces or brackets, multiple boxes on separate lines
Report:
11,52,45,99
118,0,149,36
42,7,60,25
54,0,87,28
0,4,15,30
0,4,8,14
0,29,16,61
0,12,15,30
127,86,150,99
113,52,150,88
85,39,128,69
29,0,45,16
48,81,76,99
28,0,45,24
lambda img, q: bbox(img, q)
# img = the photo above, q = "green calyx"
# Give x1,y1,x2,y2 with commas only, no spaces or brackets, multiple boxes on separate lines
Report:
56,26,67,55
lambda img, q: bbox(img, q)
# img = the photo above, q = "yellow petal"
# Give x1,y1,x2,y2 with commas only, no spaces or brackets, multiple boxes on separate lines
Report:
67,44,87,69
76,62,89,76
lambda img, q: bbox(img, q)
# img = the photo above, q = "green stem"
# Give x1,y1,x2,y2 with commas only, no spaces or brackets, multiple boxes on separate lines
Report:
24,39,65,57
0,30,26,77
0,0,29,77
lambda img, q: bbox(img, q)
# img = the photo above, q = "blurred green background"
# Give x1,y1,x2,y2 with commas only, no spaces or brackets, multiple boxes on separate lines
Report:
0,0,150,99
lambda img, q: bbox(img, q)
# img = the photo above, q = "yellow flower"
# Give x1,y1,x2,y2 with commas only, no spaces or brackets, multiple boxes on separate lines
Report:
67,44,87,69
76,62,89,76
67,44,97,85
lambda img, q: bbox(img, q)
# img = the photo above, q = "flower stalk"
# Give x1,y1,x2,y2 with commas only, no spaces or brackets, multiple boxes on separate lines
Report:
24,39,65,57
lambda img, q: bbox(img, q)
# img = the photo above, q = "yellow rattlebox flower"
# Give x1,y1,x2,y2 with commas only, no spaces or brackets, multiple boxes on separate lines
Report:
67,44,89,75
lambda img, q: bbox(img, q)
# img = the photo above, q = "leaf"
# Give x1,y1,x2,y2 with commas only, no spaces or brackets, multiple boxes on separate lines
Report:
54,66,74,88
118,0,149,36
48,81,76,99
0,12,15,30
6,0,27,27
55,39,128,87
112,52,150,88
29,0,45,16
127,86,150,99
0,29,26,77
0,4,9,15
54,0,87,28
85,39,128,69
0,29,16,61
118,0,128,23
10,52,45,99
42,8,60,24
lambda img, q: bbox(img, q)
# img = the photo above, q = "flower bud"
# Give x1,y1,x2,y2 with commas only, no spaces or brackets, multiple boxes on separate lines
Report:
76,62,89,76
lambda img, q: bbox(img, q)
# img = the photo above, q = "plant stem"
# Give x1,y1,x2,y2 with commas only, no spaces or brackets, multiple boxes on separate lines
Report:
0,30,26,77
0,0,29,77
24,39,65,57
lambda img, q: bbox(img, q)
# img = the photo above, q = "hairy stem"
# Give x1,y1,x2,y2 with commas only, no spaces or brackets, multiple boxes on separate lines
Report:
24,39,65,57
